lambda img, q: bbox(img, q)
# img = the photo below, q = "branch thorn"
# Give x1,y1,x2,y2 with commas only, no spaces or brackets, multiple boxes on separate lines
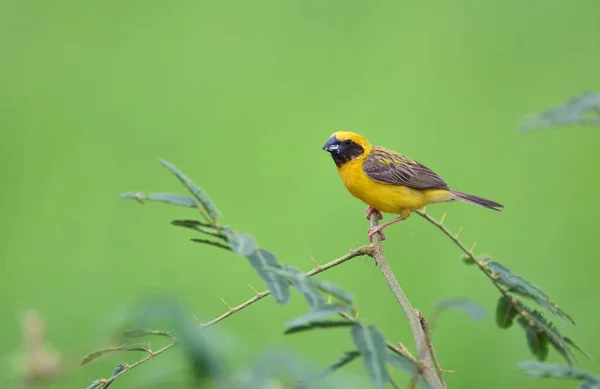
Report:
311,256,320,268
440,212,446,225
248,284,260,296
455,226,463,239
469,242,477,253
220,297,233,311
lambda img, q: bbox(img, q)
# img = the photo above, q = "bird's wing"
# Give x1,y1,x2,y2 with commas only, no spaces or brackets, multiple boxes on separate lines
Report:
363,146,450,190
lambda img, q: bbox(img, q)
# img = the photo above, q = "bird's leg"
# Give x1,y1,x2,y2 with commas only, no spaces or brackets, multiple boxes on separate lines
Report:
368,216,404,242
365,206,383,221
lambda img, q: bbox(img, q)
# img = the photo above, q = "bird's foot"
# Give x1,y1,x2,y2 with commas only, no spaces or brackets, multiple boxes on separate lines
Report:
367,216,404,242
368,225,386,242
365,206,383,221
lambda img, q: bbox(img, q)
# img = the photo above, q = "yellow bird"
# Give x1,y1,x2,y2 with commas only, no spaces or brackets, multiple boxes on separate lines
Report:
322,131,503,241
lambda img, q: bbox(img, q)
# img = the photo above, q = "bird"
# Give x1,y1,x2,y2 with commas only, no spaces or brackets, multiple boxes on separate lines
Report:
322,131,503,242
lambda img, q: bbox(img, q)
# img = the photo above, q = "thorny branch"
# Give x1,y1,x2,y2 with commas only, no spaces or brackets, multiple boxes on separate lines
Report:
95,244,430,387
368,214,446,389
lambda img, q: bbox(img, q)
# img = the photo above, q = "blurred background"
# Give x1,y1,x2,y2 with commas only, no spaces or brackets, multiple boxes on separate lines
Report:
1,1,599,388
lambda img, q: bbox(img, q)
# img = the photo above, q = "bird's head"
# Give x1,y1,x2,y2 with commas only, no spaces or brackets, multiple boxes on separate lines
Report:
322,131,372,167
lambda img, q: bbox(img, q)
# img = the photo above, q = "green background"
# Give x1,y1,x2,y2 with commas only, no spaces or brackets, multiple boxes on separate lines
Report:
1,1,599,388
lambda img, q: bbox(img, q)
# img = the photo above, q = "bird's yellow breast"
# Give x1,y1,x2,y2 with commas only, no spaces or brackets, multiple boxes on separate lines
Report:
336,159,449,214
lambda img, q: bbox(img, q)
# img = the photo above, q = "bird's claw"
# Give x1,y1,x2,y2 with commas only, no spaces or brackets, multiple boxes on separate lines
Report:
365,206,383,221
368,226,386,242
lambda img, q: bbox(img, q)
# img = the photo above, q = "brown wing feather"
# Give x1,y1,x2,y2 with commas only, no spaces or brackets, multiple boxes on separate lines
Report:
363,147,450,190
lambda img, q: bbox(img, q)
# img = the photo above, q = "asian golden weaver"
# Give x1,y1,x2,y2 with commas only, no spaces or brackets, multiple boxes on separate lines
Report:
322,131,503,241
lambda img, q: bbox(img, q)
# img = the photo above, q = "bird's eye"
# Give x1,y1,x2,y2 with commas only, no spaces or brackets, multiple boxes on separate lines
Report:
343,139,352,145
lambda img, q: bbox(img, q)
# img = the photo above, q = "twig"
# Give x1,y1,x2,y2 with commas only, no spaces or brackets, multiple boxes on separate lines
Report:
198,245,373,329
417,310,444,385
368,213,446,389
92,246,374,387
98,338,177,388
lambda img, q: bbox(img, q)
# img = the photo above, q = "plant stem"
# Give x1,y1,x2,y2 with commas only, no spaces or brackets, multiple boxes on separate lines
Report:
99,339,177,388
368,213,446,389
197,245,373,329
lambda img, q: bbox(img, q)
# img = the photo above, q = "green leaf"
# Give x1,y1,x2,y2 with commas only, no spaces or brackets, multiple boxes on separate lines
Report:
519,92,600,132
565,337,593,360
496,296,518,329
268,266,353,308
488,261,575,325
514,301,587,365
324,351,361,373
120,191,146,203
80,344,150,365
285,304,352,331
109,364,128,378
313,280,353,306
519,361,600,385
278,267,326,309
120,192,198,207
122,328,174,338
284,321,355,335
190,238,231,251
351,325,389,387
435,298,485,321
581,380,600,389
157,159,221,219
223,230,257,256
86,380,103,389
246,249,290,304
171,220,225,240
525,327,549,362
147,193,198,207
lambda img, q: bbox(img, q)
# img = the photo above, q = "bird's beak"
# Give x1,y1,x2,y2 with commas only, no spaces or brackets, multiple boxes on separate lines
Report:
322,136,341,153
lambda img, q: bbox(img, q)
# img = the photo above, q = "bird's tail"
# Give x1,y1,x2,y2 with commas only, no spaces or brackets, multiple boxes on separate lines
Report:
450,190,503,211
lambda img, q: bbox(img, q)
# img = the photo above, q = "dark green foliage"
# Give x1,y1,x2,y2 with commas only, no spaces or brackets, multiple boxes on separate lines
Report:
190,238,231,250
524,326,549,362
324,351,361,374
246,249,290,304
514,301,587,365
519,361,600,387
351,325,389,387
284,321,355,335
487,261,575,325
495,296,518,329
285,304,353,332
157,158,221,219
519,92,600,132
171,219,226,239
